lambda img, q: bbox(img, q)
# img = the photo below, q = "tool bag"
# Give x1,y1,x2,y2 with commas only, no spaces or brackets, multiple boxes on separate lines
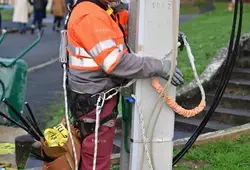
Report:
41,118,81,170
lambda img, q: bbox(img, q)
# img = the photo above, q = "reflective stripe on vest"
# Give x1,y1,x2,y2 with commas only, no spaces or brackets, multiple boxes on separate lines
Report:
89,39,116,57
67,43,92,58
69,56,100,70
68,40,125,57
68,43,127,72
101,48,120,72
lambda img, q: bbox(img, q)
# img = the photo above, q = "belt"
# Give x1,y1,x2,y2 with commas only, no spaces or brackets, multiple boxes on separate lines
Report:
68,89,119,119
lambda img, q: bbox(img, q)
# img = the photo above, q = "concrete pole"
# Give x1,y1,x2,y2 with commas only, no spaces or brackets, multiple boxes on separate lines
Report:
128,0,180,169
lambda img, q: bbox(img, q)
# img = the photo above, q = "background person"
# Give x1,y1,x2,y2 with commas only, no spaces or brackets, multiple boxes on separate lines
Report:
51,0,66,32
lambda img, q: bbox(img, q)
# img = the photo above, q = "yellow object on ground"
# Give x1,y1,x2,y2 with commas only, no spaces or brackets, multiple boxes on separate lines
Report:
44,123,68,147
0,162,17,170
0,143,15,155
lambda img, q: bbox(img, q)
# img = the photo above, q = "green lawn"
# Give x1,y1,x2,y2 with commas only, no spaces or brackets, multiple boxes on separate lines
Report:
40,102,65,129
178,2,250,82
180,4,198,15
180,2,228,15
1,9,13,21
173,134,250,170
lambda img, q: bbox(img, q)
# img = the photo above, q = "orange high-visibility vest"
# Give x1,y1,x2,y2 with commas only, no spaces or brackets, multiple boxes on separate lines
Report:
67,1,128,74
117,9,128,37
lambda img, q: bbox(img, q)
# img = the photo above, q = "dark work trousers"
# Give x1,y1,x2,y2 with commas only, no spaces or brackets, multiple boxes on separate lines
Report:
53,16,63,29
33,9,44,30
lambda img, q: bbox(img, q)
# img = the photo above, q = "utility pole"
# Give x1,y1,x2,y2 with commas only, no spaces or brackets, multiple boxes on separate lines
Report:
127,0,180,169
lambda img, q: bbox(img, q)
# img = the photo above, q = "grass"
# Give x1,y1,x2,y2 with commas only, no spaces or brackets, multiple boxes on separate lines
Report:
178,2,250,82
0,9,13,21
41,103,65,129
109,134,250,170
180,4,198,15
173,134,250,170
111,165,120,170
180,2,227,15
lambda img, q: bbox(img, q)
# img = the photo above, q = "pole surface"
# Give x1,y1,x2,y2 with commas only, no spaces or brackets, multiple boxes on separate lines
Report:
128,0,180,169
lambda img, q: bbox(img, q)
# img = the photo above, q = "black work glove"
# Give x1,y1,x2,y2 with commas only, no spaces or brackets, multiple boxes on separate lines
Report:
178,31,185,51
159,59,184,86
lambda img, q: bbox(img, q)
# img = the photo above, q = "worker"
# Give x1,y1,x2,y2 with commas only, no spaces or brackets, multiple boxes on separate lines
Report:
66,0,185,169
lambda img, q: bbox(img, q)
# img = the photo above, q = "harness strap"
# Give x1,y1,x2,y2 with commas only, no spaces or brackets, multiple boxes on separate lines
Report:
78,111,118,125
75,102,118,141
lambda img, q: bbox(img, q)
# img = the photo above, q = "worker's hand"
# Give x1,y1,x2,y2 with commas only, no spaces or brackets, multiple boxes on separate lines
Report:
171,67,184,86
159,59,184,86
178,31,185,51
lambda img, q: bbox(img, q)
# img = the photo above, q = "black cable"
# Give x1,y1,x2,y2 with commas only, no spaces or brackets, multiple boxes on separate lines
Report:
2,98,41,140
173,0,243,164
0,111,29,132
26,116,44,138
25,102,38,127
174,0,242,164
25,102,44,137
173,0,243,165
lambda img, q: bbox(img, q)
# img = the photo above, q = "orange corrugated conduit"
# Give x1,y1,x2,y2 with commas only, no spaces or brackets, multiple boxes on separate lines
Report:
151,79,206,117
151,33,206,117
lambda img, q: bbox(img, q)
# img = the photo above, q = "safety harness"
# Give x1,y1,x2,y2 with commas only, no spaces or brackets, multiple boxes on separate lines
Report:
59,1,135,169
61,0,120,138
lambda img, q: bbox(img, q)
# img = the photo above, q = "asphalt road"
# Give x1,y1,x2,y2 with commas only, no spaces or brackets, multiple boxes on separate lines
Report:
1,18,62,128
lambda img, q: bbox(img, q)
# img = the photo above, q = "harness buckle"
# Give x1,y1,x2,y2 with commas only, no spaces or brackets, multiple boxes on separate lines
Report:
96,93,106,109
91,87,119,103
59,30,68,64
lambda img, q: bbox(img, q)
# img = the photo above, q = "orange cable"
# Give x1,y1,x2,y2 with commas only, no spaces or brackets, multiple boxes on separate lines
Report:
152,79,206,117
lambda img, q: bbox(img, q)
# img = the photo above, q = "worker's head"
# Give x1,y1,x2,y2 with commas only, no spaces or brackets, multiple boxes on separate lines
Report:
99,0,121,7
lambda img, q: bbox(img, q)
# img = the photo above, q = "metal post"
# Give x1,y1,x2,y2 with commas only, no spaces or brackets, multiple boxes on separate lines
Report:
127,0,180,169
120,121,130,170
120,95,132,170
